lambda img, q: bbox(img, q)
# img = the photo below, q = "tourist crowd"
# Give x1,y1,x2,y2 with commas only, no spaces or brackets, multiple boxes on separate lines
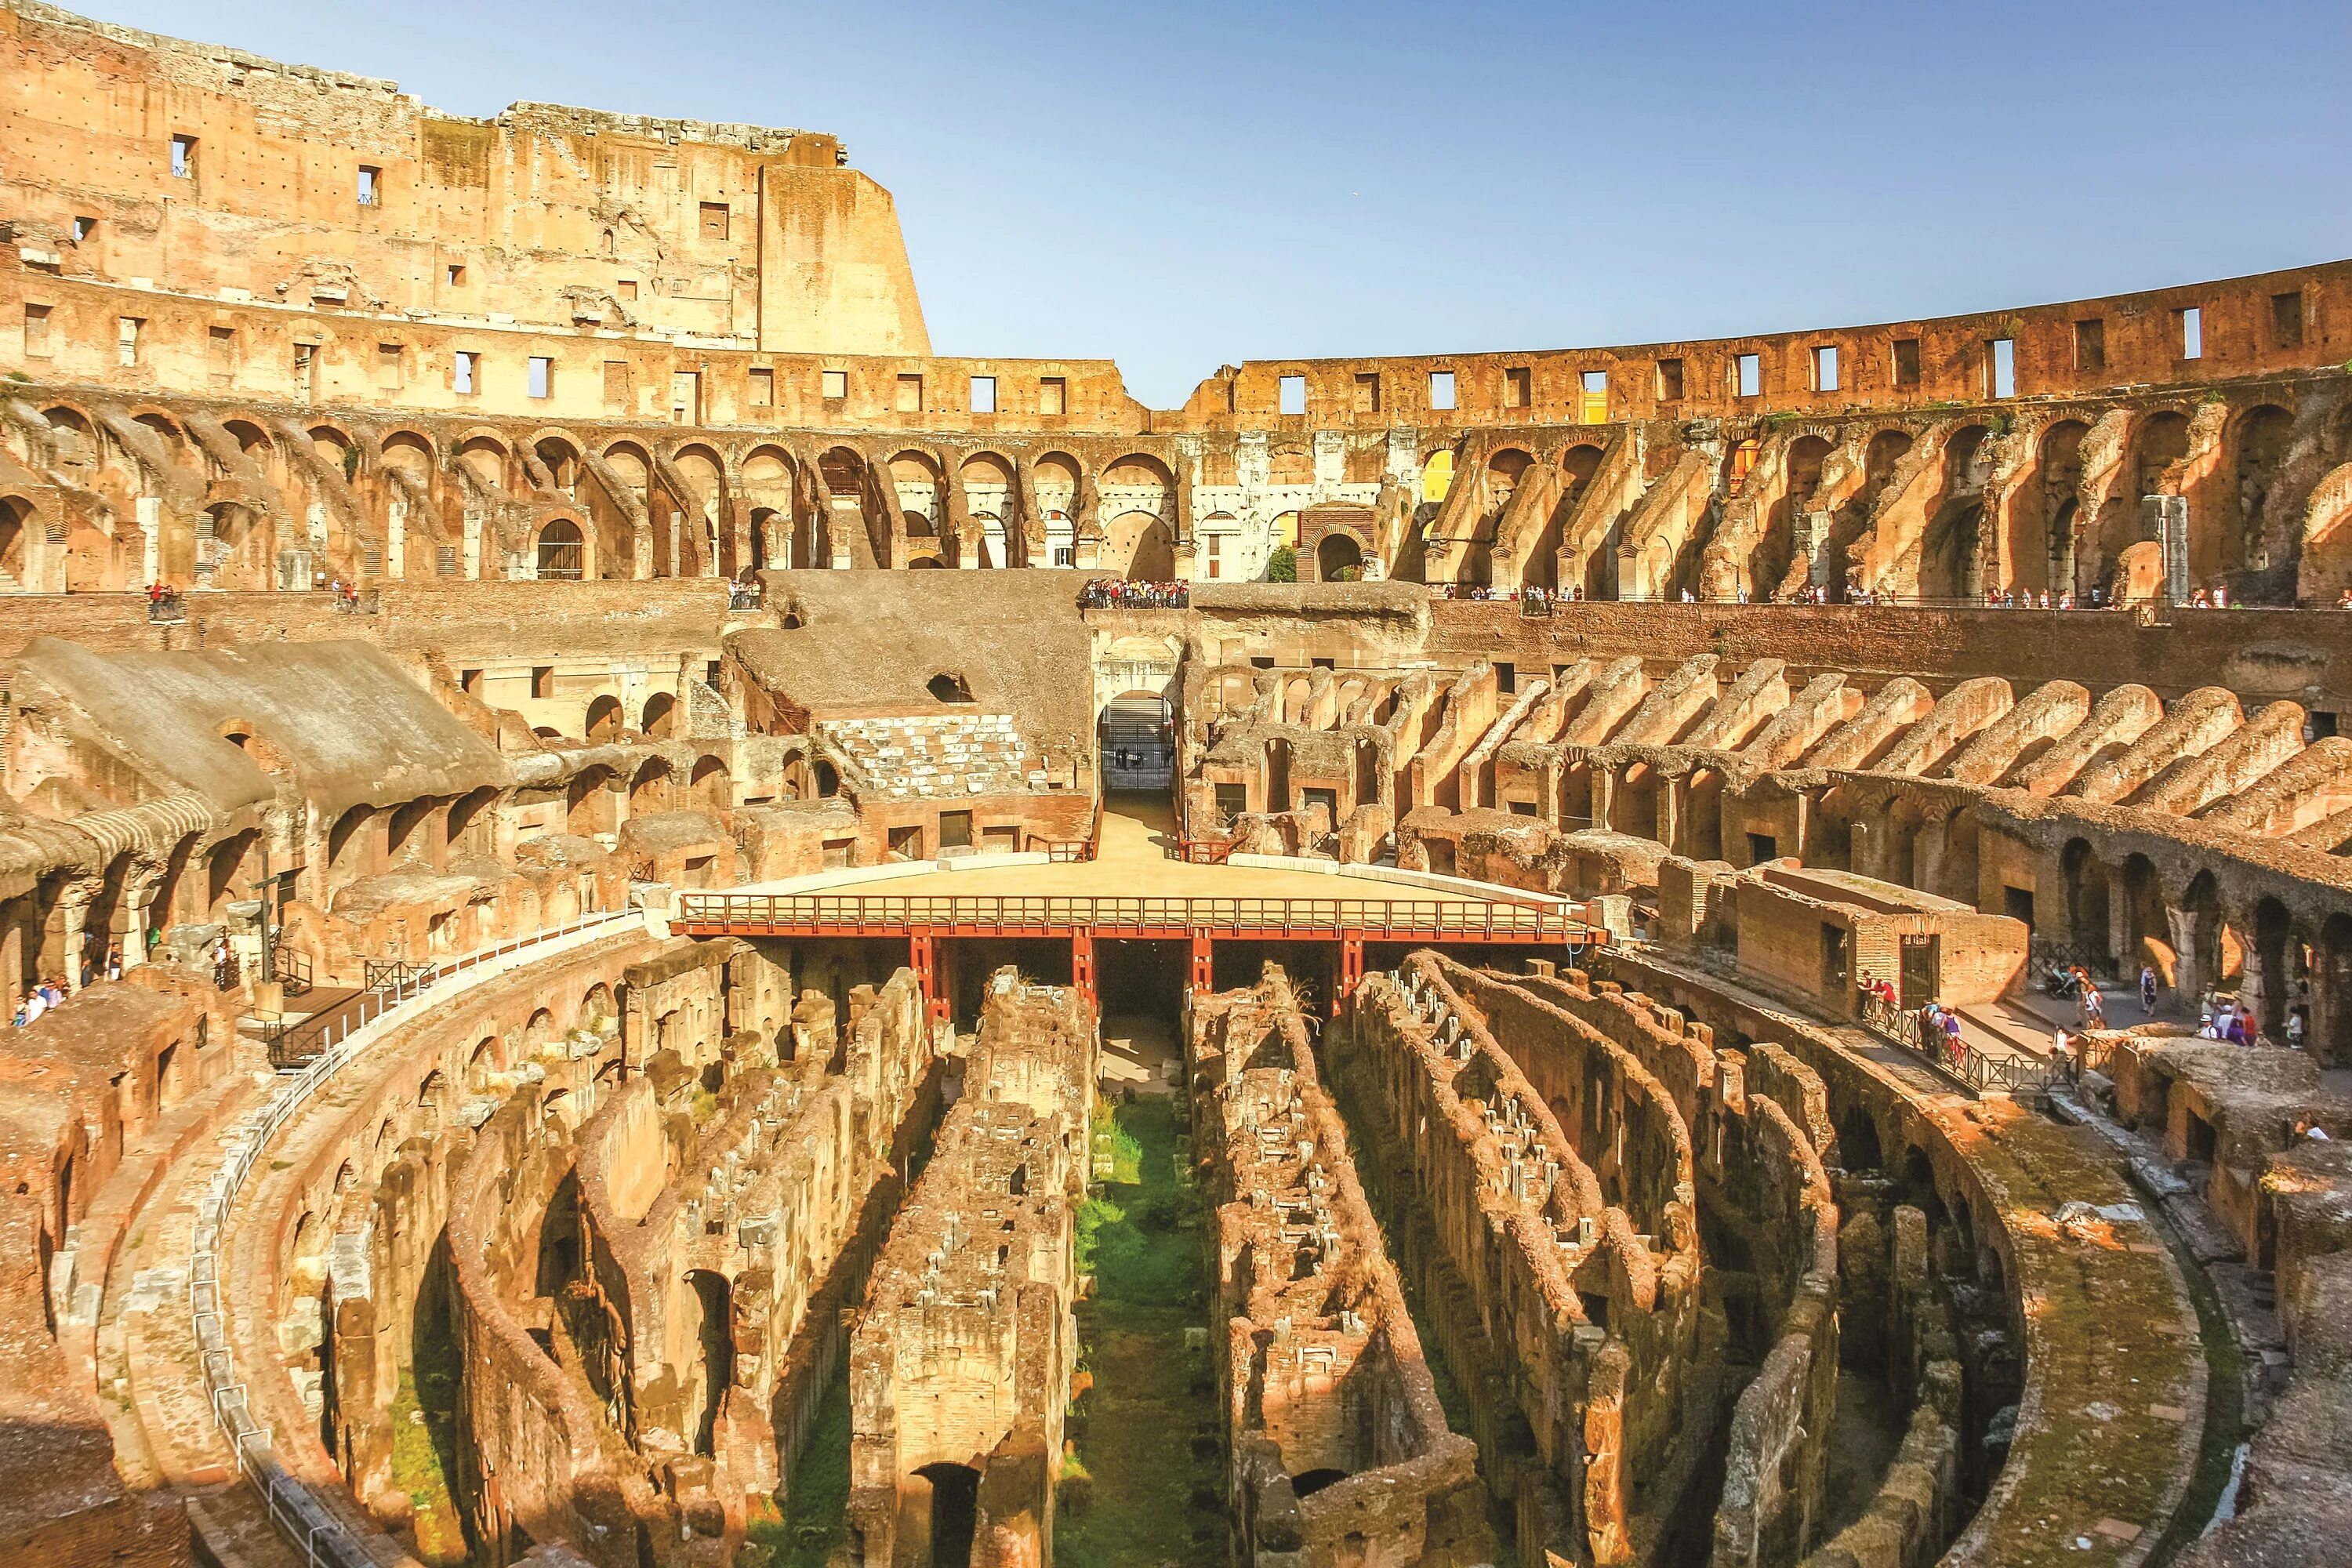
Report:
9,940,125,1029
1079,579,1189,609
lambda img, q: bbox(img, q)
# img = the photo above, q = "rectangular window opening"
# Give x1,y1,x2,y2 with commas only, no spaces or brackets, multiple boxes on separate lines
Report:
169,134,195,179
616,278,637,301
969,374,996,413
454,350,478,395
1811,344,1839,393
71,215,96,245
1655,358,1684,401
1989,337,2016,399
1504,366,1532,408
358,165,380,205
2074,318,2106,372
894,372,924,413
1736,352,1762,398
528,356,554,399
1279,374,1307,416
822,368,848,401
2177,305,2203,361
2272,291,2304,350
1428,370,1457,410
24,303,53,358
376,343,403,388
699,201,730,241
603,360,630,405
532,666,554,700
1353,372,1380,414
1578,368,1607,424
749,366,774,408
208,325,235,376
445,263,465,288
1039,376,1067,416
1893,338,1921,389
117,315,143,368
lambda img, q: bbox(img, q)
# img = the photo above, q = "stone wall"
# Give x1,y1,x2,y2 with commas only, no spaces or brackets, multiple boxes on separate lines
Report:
1189,967,1490,1567
846,970,1094,1568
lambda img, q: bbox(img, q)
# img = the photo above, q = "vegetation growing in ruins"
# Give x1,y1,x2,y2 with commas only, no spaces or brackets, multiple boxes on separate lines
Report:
387,1370,468,1563
1267,545,1298,583
1061,1095,1221,1566
742,1367,854,1568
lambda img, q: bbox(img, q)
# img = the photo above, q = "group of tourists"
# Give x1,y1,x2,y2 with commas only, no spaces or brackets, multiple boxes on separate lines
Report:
9,941,125,1028
728,579,764,612
1079,579,1189,609
143,580,187,621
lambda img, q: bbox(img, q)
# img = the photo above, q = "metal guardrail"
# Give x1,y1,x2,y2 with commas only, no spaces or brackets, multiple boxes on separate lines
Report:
673,890,1581,941
1855,991,2064,1094
1171,837,1236,865
186,907,638,1568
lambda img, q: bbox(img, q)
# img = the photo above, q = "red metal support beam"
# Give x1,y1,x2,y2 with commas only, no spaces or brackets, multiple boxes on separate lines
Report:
1190,934,1215,996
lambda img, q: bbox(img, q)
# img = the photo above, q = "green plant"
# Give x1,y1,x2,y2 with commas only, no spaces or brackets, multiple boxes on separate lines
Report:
2200,389,2227,405
1267,544,1298,583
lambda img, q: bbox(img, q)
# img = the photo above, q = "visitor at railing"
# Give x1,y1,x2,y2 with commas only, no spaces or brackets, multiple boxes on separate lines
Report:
1079,579,1189,609
728,579,764,612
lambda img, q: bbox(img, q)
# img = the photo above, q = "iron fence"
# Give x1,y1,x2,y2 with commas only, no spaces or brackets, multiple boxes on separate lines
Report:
674,889,1578,941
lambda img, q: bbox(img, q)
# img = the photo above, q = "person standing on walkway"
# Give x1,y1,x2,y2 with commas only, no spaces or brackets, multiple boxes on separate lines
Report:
2140,965,2158,1016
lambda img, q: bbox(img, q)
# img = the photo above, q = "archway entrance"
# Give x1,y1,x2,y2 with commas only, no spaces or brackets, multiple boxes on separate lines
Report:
1098,691,1174,794
1316,531,1365,583
914,1462,979,1566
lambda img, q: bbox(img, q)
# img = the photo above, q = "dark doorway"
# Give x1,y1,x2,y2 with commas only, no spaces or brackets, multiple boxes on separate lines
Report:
916,1462,980,1567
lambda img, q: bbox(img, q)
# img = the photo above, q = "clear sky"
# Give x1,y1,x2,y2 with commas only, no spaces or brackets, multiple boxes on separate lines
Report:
95,0,2352,408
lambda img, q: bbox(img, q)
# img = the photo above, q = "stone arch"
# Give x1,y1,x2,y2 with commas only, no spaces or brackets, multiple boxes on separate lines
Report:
1316,530,1366,583
2228,404,2296,576
641,691,678,739
630,757,671,814
585,695,622,743
537,518,586,580
689,754,731,810
1101,510,1175,580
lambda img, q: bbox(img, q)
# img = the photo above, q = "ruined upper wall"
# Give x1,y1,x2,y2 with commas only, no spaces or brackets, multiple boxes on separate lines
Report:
0,0,927,355
1179,260,2352,430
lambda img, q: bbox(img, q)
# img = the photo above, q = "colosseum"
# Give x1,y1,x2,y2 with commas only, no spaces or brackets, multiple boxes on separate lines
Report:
2,5,2350,1567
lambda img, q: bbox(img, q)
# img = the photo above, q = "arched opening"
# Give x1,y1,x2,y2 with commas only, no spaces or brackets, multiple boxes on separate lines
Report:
913,1463,980,1567
1316,531,1365,583
688,754,730,810
1922,502,1985,600
686,1269,732,1457
1103,510,1174,580
641,691,678,739
2120,854,2172,986
537,519,585,580
630,759,670,815
814,759,840,798
1291,1468,1349,1498
2034,419,2089,596
2060,839,2109,966
2229,405,2295,579
2252,897,2293,1037
1099,690,1174,798
533,437,580,498
1685,768,1724,861
2317,913,2352,1065
0,495,30,583
585,694,623,742
1759,434,1831,597
2181,870,2227,999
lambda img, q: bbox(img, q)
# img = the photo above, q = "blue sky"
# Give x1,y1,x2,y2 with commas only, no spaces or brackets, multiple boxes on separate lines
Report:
100,0,2352,408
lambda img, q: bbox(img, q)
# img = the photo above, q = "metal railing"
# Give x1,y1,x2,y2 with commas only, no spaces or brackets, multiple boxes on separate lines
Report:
187,907,639,1568
1855,990,2064,1095
1037,800,1103,864
673,890,1581,941
1171,837,1236,865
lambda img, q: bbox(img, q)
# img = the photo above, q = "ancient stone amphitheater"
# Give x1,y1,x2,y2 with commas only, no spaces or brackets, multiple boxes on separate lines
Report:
3,5,2350,1567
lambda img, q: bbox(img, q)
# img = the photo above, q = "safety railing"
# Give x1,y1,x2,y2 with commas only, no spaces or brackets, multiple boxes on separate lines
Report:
1856,990,2064,1095
1037,800,1104,864
673,890,1582,941
187,906,640,1568
1171,837,1236,865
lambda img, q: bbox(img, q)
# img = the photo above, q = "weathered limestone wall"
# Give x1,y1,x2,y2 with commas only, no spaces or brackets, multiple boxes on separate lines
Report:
1471,961,1844,1568
574,960,937,1541
1189,967,1490,1567
847,971,1094,1568
1330,953,1704,1566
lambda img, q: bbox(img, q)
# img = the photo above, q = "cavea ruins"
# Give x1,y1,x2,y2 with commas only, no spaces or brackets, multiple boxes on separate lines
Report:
2,4,2350,1566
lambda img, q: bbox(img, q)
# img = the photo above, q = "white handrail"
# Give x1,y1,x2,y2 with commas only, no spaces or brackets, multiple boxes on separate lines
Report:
183,907,642,1567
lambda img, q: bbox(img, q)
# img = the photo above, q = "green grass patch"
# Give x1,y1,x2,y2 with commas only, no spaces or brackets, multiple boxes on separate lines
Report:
1058,1096,1221,1568
743,1365,853,1568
